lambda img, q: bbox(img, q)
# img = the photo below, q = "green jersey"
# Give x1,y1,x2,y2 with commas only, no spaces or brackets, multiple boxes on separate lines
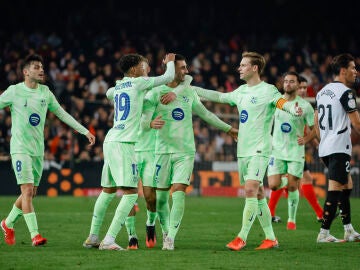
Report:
105,61,174,143
0,82,88,156
135,75,192,152
271,96,314,162
142,85,231,154
195,81,283,157
135,127,156,152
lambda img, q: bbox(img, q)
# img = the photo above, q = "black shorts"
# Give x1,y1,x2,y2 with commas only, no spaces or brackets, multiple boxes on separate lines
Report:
321,153,351,184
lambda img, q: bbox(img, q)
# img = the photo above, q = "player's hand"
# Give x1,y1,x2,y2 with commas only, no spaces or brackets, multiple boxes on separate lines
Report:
150,115,165,129
163,53,176,65
227,127,238,142
297,135,305,145
160,92,176,105
86,132,96,146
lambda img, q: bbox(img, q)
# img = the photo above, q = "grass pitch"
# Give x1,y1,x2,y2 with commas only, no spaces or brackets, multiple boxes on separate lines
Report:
0,196,359,270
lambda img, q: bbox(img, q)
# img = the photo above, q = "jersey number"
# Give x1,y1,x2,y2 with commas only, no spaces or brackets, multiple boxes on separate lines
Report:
114,93,130,121
318,104,333,130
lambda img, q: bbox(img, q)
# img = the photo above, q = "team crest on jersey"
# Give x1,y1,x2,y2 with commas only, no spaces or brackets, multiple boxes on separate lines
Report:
250,96,257,104
41,99,46,107
281,122,291,133
182,96,189,103
240,110,248,123
172,108,184,120
29,113,41,126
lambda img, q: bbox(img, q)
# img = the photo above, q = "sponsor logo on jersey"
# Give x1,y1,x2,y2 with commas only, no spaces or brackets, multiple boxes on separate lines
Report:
281,122,292,133
115,81,132,90
172,108,184,120
240,110,248,123
29,113,41,126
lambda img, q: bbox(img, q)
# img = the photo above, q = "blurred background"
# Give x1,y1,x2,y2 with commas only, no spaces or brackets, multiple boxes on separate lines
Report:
1,0,360,196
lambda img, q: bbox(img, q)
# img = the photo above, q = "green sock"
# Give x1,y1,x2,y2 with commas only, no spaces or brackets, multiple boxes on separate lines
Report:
146,210,157,226
5,204,23,229
125,216,137,238
168,191,185,240
106,194,138,239
288,190,299,223
257,198,276,240
238,198,258,241
156,190,170,234
90,191,116,236
23,212,39,238
279,176,288,189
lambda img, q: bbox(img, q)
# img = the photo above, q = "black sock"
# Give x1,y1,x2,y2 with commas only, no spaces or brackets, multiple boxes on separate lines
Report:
322,191,341,230
338,189,352,225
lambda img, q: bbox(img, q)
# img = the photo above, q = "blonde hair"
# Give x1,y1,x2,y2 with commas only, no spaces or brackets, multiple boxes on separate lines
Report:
242,52,266,75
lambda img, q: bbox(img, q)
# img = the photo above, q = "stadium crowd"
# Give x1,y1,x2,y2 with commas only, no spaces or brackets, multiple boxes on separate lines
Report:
1,30,360,167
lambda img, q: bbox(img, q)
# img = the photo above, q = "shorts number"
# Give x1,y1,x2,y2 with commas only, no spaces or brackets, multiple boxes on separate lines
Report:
346,161,350,172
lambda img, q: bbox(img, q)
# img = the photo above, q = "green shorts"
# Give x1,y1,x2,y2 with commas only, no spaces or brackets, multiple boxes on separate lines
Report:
238,155,269,185
267,156,304,179
136,150,156,187
101,141,138,188
154,152,195,189
11,154,43,186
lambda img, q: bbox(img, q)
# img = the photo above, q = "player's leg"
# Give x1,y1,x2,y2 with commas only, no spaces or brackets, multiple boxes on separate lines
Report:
300,165,323,220
267,157,288,222
1,195,23,245
257,186,277,248
8,155,46,246
154,154,171,247
339,175,360,242
163,153,194,250
84,153,117,248
99,142,138,250
317,155,346,243
125,206,139,249
139,151,158,248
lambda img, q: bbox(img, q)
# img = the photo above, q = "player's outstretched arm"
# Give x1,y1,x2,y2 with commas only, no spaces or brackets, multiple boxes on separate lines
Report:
52,106,95,145
192,93,231,132
193,86,228,104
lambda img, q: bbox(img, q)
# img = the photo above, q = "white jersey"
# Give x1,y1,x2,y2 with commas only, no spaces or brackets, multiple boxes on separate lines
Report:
315,82,357,157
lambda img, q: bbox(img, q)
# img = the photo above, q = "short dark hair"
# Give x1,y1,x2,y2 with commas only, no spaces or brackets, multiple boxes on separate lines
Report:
175,54,186,63
22,54,44,70
331,53,355,75
118,53,144,74
299,75,308,83
283,71,300,83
